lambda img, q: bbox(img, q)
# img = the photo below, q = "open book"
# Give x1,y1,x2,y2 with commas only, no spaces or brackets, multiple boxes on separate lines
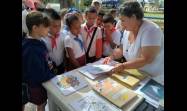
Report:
52,71,88,96
78,58,119,80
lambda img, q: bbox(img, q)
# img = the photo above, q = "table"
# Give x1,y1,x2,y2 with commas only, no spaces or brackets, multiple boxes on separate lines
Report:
43,68,148,111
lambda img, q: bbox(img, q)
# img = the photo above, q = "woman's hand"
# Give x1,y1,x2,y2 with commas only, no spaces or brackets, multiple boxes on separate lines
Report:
112,63,125,73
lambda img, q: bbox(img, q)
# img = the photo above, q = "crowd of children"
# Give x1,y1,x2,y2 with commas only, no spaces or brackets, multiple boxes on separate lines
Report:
22,0,136,111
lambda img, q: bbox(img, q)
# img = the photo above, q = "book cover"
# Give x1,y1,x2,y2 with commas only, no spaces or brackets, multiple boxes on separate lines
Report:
52,71,88,96
70,90,122,111
111,73,140,89
92,78,137,108
123,69,148,80
140,79,164,106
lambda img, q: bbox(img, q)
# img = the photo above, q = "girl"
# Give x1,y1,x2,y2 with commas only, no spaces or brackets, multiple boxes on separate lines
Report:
64,15,86,70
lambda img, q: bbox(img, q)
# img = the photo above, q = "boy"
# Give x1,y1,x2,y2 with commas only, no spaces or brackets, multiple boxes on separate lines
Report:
81,7,103,63
102,14,121,57
96,9,105,28
109,9,118,26
42,8,65,75
22,11,55,111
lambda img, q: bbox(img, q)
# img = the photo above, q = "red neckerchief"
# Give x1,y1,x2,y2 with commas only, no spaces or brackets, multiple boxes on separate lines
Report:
84,24,96,41
105,27,116,45
50,33,59,49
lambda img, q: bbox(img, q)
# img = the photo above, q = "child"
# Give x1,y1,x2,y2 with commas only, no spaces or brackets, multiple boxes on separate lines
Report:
109,9,118,26
22,11,55,111
62,8,83,35
64,15,86,70
81,7,103,63
96,9,105,28
102,14,121,57
42,8,65,75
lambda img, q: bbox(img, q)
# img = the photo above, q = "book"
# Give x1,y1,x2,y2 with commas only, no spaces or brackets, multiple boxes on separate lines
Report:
92,78,137,108
140,79,164,107
90,58,119,66
70,90,122,111
78,58,119,80
111,73,140,89
78,65,101,80
51,71,88,96
122,94,144,111
85,64,114,75
122,69,148,80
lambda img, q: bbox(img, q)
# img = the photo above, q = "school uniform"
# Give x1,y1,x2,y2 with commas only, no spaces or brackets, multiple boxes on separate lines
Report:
102,28,121,57
42,32,65,75
81,23,103,63
64,32,86,70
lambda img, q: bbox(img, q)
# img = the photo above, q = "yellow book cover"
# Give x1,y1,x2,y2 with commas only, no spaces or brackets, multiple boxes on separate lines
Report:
112,73,140,89
92,78,137,108
123,69,148,80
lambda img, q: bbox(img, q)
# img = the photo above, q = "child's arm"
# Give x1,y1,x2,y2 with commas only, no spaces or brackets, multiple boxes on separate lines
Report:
66,47,81,68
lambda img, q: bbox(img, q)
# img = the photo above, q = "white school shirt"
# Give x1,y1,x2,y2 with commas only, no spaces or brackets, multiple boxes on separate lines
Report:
81,23,102,57
42,32,65,66
122,19,164,84
64,32,85,59
103,29,121,56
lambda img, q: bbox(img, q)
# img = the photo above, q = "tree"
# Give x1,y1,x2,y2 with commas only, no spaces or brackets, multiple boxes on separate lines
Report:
84,0,92,7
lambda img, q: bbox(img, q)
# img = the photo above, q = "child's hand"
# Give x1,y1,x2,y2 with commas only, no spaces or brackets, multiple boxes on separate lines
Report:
102,57,111,64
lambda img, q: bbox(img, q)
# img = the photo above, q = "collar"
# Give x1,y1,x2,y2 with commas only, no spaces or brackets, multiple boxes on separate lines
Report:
83,23,97,31
69,32,80,39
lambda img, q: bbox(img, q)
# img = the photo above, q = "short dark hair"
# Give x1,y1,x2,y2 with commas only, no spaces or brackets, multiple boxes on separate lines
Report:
65,14,79,28
98,9,105,17
103,14,114,24
26,11,50,33
119,1,144,20
110,9,117,14
85,6,97,15
43,8,61,21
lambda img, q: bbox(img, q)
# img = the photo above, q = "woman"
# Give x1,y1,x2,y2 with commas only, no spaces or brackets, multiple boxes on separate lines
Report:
104,1,164,85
